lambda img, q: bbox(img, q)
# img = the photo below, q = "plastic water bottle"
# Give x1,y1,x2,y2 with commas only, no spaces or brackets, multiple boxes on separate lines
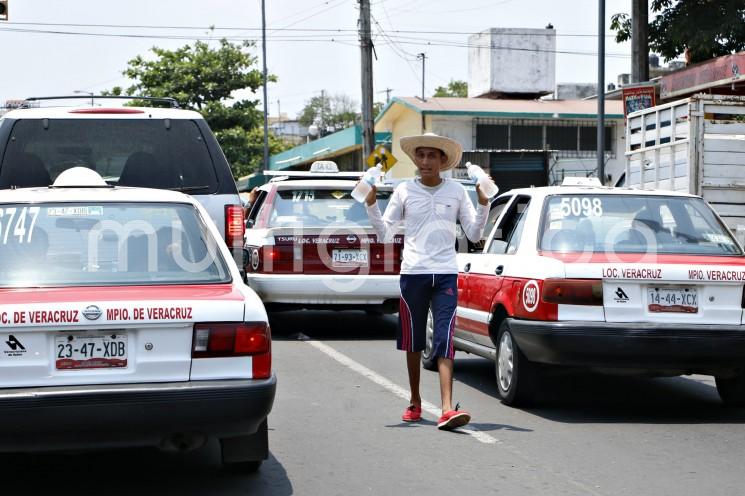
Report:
352,164,383,203
466,162,499,198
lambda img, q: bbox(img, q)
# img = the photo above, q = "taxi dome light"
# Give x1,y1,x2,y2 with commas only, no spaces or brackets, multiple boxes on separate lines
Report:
561,177,602,187
310,161,339,173
52,167,108,187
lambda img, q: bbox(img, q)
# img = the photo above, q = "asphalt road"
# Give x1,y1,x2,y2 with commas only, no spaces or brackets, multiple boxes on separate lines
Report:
5,310,745,495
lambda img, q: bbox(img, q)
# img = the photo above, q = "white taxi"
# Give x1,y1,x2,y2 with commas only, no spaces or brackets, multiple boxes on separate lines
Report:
438,178,745,406
0,168,275,472
245,162,402,313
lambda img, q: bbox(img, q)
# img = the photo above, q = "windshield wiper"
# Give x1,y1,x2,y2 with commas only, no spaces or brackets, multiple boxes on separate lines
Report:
169,185,211,193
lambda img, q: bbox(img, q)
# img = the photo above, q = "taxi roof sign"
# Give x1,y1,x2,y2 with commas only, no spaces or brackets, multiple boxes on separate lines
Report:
366,145,398,172
310,160,339,173
561,177,603,187
52,167,108,188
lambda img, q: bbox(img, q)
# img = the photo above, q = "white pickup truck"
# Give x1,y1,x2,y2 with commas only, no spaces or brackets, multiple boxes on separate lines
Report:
623,94,745,244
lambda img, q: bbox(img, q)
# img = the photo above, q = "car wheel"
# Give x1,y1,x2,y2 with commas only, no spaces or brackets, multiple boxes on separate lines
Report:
221,419,268,473
224,460,262,474
715,371,745,407
495,320,539,406
421,307,438,371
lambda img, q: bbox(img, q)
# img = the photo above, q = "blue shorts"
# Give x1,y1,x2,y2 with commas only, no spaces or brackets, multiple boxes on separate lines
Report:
398,273,457,360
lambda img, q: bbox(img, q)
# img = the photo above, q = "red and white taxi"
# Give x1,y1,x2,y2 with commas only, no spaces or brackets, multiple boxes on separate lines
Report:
0,169,274,472
436,178,745,406
245,162,402,313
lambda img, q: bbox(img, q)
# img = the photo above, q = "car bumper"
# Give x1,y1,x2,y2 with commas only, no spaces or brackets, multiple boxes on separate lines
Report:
248,273,400,305
0,376,276,452
509,319,745,370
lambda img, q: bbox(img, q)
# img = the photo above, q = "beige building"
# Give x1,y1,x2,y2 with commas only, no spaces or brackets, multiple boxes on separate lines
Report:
375,96,625,185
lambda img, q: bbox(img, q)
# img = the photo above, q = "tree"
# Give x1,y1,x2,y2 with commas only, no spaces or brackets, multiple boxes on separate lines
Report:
434,80,468,98
298,93,358,135
107,39,289,177
611,0,745,64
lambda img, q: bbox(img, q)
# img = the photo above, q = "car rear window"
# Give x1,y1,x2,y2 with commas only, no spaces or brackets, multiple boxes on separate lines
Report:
0,119,218,192
268,188,392,228
540,194,741,255
0,202,231,287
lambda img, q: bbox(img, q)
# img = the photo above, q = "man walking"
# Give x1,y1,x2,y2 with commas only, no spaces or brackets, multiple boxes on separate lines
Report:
364,133,491,430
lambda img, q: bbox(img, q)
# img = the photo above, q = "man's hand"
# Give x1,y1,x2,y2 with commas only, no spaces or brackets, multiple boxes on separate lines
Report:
475,183,489,206
365,184,377,206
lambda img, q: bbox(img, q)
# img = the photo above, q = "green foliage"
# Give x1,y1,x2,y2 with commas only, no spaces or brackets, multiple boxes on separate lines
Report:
611,0,745,63
108,38,288,177
218,127,292,178
298,93,358,134
373,101,385,118
433,80,468,98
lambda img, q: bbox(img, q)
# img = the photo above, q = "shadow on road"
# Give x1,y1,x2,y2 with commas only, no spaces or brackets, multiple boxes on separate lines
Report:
269,310,397,341
448,354,745,424
0,443,293,496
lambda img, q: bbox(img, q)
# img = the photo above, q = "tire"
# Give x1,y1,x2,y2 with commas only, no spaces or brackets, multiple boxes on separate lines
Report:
224,460,262,474
421,307,438,371
221,419,268,473
495,320,539,406
716,371,745,407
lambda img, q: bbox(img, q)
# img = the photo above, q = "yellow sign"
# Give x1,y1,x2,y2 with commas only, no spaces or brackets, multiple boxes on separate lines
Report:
366,145,398,172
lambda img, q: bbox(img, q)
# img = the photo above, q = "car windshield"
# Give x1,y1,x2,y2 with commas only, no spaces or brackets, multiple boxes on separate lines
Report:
0,202,231,287
0,119,218,191
539,194,742,255
268,188,392,228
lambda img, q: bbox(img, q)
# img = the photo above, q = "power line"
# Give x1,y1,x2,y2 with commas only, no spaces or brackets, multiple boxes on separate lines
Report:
0,25,630,57
0,21,621,37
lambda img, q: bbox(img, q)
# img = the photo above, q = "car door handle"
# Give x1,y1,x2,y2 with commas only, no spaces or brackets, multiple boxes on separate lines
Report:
495,265,504,275
464,263,471,273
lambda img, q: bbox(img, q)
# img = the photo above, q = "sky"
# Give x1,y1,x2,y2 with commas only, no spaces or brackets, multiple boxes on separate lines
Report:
0,0,644,119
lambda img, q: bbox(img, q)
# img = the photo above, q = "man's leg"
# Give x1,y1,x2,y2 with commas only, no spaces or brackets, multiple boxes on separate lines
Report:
437,357,454,413
407,352,422,406
430,274,458,414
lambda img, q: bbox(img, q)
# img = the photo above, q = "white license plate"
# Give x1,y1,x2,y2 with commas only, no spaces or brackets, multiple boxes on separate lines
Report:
332,249,368,266
55,333,128,369
647,287,698,313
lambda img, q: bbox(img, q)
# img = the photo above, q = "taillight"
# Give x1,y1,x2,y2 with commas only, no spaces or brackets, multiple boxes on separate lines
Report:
225,205,245,247
192,322,271,378
542,279,603,306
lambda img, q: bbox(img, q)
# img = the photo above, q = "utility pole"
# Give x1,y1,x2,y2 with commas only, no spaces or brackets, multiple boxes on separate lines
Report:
597,0,605,184
417,53,427,101
378,88,393,103
631,0,649,83
261,0,269,171
359,0,375,169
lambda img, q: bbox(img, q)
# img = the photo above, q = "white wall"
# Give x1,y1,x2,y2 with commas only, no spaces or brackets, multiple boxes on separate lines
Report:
468,28,556,97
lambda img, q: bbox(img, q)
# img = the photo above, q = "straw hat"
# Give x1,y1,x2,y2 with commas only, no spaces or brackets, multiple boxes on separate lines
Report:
399,133,463,171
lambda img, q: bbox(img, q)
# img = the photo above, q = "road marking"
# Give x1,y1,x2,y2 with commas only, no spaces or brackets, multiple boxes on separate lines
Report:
303,336,608,496
305,337,498,445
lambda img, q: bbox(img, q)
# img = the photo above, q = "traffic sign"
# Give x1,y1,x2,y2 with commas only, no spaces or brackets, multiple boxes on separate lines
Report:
366,145,398,172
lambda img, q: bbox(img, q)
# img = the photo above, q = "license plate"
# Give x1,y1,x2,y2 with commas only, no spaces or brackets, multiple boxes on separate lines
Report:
332,249,368,266
647,287,698,313
55,333,128,369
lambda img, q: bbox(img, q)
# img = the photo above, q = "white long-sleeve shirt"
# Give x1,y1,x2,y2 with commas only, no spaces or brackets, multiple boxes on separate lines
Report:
366,179,489,274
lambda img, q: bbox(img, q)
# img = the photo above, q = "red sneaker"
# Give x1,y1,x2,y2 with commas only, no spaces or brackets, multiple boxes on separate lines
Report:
437,403,471,430
402,404,422,422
